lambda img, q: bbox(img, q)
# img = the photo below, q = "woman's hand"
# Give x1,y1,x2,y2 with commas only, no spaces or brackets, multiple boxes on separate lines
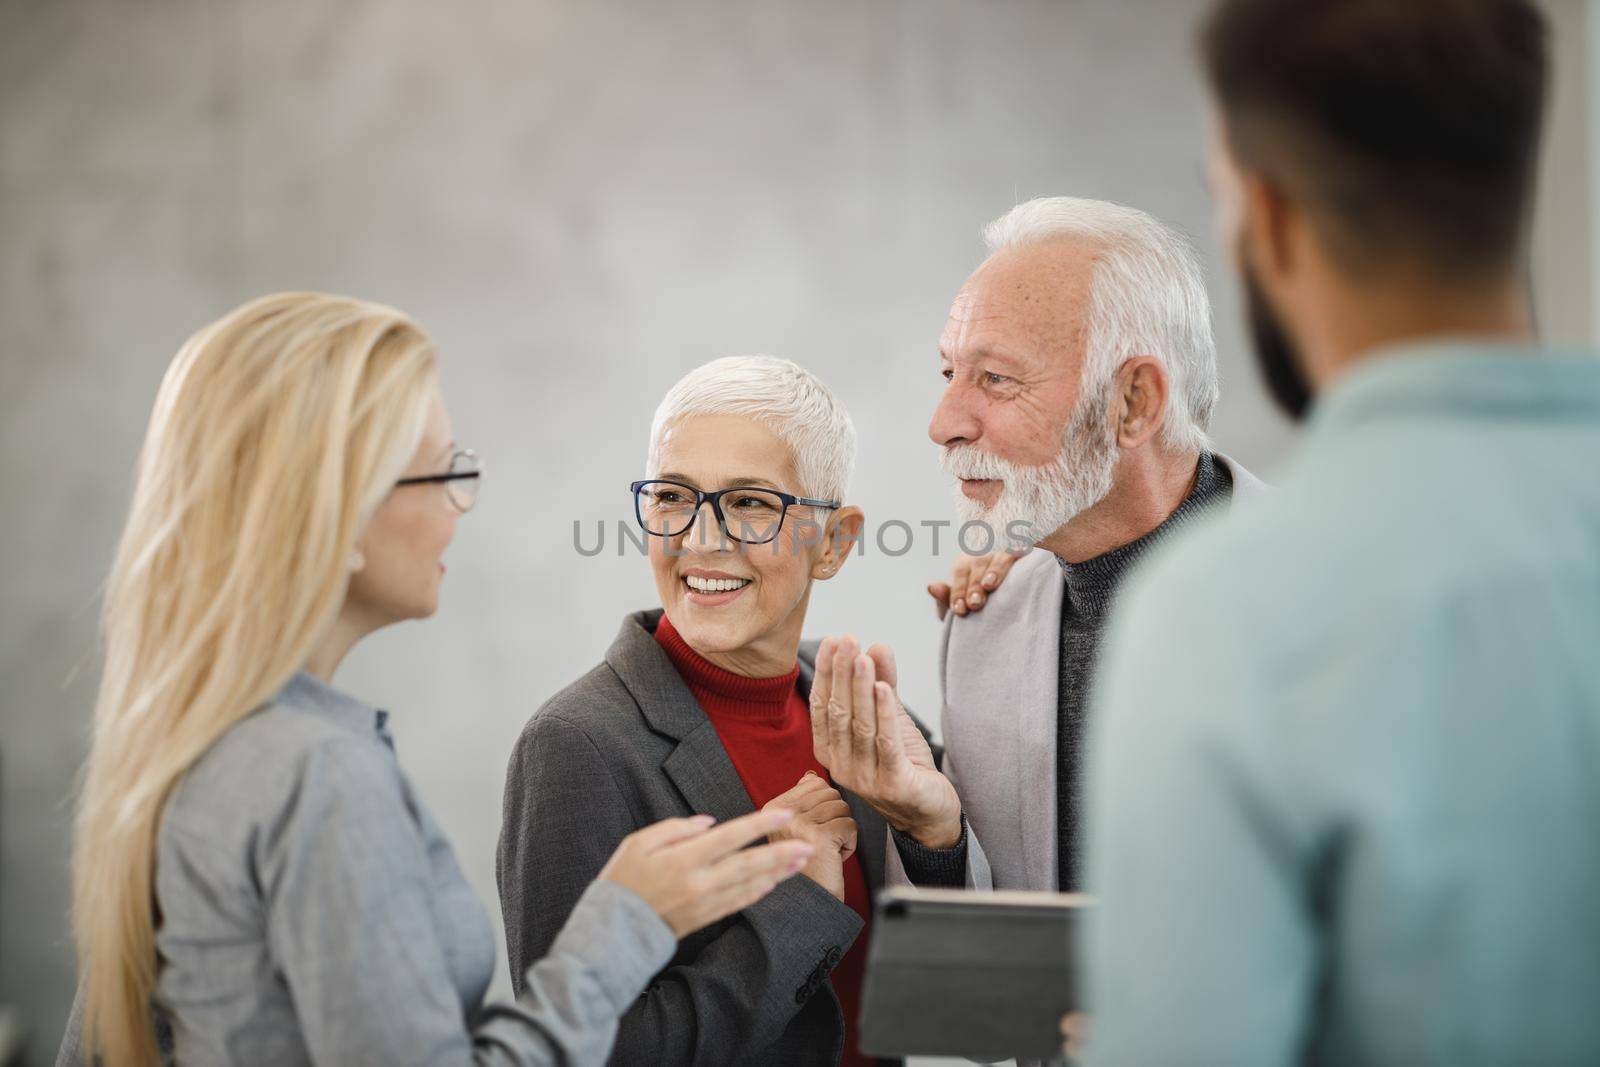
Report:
599,809,814,937
763,772,858,901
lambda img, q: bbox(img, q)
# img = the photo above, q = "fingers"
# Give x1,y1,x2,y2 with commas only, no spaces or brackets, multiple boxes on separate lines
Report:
968,549,1021,612
812,637,836,708
676,807,795,864
873,680,905,772
810,638,836,764
821,814,858,858
849,652,878,773
702,838,814,893
952,549,1017,616
803,797,852,826
896,707,927,755
684,840,813,931
767,772,835,815
827,635,859,779
927,582,951,621
624,814,716,852
949,556,975,616
865,642,898,692
962,551,998,612
962,554,989,611
946,549,1020,615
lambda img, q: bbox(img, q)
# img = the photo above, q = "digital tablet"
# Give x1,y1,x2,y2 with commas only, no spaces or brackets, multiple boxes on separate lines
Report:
858,887,1091,1061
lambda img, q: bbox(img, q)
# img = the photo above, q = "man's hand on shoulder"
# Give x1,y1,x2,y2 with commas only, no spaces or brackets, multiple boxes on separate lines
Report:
927,548,1027,620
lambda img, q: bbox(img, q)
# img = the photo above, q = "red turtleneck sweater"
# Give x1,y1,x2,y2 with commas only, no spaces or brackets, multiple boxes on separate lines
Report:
654,614,873,1067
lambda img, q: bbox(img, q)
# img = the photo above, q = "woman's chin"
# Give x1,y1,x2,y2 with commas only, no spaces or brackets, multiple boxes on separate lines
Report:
396,599,438,624
671,604,756,652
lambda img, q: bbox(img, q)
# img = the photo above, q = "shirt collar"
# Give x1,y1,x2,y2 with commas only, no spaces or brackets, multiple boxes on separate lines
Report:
1306,338,1600,444
276,670,393,747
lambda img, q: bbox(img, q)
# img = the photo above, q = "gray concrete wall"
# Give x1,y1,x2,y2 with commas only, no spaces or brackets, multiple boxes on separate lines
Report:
1536,0,1595,343
1,2,1592,1063
1591,0,1600,337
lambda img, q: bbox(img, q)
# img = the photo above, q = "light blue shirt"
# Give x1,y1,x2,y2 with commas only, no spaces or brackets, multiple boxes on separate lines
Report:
1083,343,1600,1066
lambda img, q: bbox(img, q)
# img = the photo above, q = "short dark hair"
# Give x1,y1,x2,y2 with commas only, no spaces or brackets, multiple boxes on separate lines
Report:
1201,0,1549,279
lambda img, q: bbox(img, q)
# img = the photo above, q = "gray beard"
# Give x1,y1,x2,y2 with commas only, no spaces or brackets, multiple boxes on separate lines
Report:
943,395,1119,548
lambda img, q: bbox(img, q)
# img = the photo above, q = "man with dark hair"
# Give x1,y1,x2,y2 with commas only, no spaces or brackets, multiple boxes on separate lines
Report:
1081,1,1600,1063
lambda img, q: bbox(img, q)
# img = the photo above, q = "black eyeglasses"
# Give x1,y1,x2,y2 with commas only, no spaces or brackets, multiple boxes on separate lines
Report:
630,479,840,545
397,448,484,513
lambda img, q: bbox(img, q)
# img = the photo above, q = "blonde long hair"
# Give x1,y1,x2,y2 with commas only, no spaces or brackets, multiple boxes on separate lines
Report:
71,292,439,1064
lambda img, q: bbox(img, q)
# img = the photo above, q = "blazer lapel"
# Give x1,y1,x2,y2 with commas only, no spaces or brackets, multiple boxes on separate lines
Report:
606,609,755,821
1017,550,1064,890
662,728,759,823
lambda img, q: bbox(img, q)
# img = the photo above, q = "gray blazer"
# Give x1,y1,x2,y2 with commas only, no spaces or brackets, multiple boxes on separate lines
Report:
887,453,1269,894
498,609,907,1067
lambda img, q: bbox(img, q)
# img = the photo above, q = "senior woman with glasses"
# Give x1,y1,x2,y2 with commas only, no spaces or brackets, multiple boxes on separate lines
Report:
499,356,931,1066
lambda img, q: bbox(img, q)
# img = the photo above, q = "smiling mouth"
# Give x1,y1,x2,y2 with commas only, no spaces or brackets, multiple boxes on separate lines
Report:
684,574,752,594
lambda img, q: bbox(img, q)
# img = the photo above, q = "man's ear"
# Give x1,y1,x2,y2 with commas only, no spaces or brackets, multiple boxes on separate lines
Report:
1112,356,1170,450
811,506,864,581
1240,169,1296,281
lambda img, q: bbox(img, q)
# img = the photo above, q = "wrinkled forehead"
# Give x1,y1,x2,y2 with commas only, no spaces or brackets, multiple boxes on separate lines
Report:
652,413,804,493
940,239,1098,373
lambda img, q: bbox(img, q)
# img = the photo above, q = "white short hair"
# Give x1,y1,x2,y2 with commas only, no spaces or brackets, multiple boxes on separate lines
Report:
647,355,857,502
982,197,1219,453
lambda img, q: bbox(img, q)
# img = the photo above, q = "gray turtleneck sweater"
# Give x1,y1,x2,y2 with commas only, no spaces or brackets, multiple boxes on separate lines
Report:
1053,452,1232,889
896,453,1233,889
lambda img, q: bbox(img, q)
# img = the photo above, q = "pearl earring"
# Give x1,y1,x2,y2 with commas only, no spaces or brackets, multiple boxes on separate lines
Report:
348,549,365,572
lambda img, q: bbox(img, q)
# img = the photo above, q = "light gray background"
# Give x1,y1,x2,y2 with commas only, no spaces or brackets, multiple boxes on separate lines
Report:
2,2,1594,1063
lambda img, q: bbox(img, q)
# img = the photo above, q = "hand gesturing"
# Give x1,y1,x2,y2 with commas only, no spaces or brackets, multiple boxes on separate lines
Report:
809,635,963,849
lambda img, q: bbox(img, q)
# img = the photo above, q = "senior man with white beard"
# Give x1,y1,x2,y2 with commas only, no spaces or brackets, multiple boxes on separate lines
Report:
812,197,1266,899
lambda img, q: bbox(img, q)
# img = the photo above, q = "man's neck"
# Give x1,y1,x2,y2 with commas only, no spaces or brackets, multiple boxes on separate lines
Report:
1302,274,1536,391
1038,449,1202,565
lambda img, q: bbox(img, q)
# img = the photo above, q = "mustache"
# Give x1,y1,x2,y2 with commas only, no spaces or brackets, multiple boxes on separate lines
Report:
940,444,1031,482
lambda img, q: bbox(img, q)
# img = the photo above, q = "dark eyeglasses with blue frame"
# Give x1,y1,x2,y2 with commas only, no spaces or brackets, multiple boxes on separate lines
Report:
630,479,840,545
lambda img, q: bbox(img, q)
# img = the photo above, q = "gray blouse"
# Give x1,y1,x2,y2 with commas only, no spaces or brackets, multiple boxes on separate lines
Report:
58,670,675,1066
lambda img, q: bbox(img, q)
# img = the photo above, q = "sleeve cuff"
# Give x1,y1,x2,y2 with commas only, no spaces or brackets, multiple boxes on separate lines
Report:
740,864,866,1009
891,813,970,888
534,878,677,1014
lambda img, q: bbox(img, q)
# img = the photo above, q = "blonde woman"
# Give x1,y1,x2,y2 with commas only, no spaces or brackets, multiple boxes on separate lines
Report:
57,293,812,1067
